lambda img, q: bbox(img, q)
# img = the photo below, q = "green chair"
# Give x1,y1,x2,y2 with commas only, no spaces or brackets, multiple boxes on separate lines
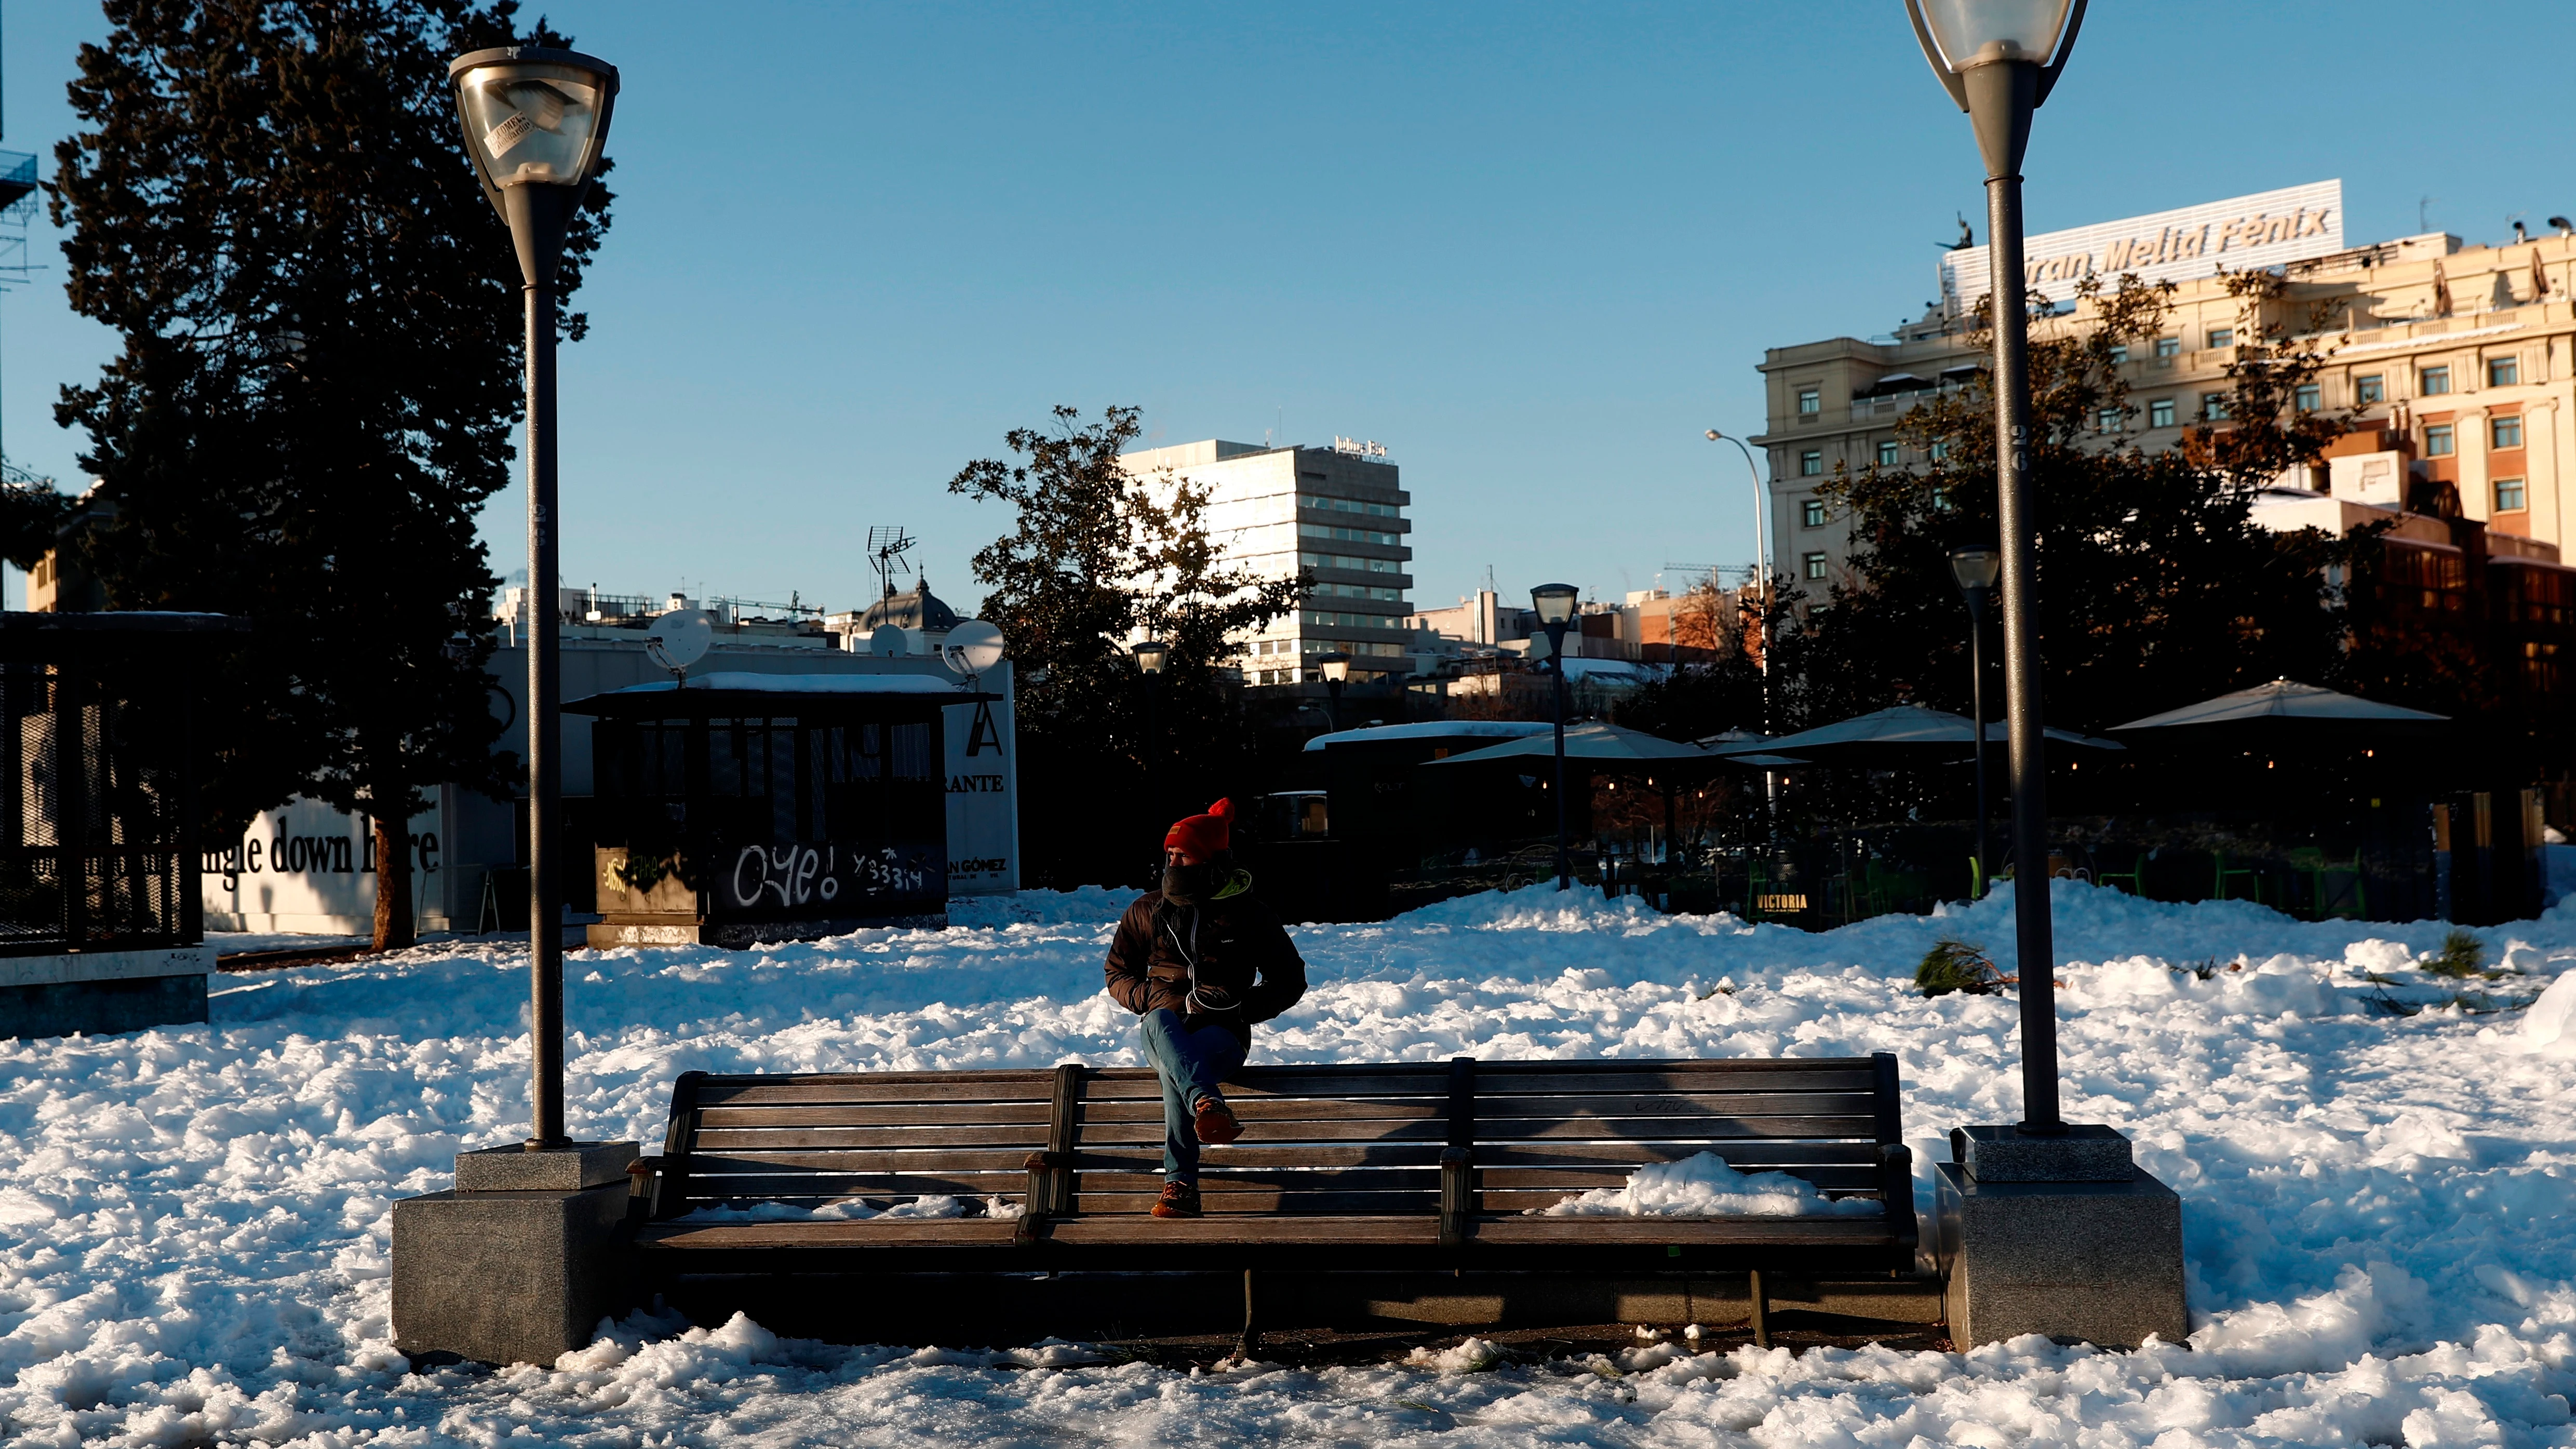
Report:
2095,849,2149,897
2287,847,2367,920
2214,851,2265,904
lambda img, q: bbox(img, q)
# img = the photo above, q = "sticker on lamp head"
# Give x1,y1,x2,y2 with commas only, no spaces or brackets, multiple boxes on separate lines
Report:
486,111,538,157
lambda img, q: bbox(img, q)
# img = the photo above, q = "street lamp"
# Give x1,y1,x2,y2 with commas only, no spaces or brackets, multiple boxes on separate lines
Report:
1907,0,2084,1136
449,45,619,1151
1132,639,1168,847
1316,650,1351,732
1949,546,2001,897
1131,639,1170,676
1531,584,1581,890
1707,428,1779,833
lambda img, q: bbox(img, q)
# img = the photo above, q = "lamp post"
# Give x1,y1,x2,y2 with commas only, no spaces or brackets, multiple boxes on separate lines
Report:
1707,428,1779,834
1530,584,1581,890
1907,0,2085,1135
1133,639,1168,842
449,46,618,1151
1316,651,1351,732
1950,546,2001,896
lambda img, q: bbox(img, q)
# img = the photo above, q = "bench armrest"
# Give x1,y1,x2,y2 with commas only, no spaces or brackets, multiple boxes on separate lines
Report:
1876,1142,1918,1257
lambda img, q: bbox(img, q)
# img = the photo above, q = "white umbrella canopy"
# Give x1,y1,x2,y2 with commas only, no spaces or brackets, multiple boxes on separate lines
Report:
1708,704,2121,761
1427,721,1739,768
2110,679,2448,731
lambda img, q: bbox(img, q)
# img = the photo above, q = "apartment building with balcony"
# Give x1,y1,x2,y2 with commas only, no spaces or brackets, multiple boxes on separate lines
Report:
1752,180,2576,587
1119,438,1414,683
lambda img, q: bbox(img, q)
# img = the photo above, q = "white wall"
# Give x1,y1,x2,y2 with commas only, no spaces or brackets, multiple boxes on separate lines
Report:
202,796,448,935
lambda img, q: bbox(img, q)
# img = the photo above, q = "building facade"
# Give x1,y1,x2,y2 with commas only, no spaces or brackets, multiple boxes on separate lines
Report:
1119,438,1414,683
1754,180,2576,586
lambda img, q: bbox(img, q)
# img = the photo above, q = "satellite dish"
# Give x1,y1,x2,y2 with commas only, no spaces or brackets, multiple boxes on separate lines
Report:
941,620,1005,676
870,625,908,658
644,609,714,680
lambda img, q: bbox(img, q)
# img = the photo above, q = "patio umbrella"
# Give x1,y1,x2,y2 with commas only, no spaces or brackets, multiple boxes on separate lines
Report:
1427,720,1745,770
1709,704,2122,765
2109,679,2448,734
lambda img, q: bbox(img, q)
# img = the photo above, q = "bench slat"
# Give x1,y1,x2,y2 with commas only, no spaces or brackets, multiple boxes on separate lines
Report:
638,1218,1026,1248
694,1079,1058,1106
1076,1143,1446,1170
694,1126,1049,1150
675,1174,1024,1202
697,1103,1055,1128
1073,1191,1442,1215
1477,1092,1881,1119
1469,1216,1897,1246
1477,1164,1884,1190
1076,1168,1442,1195
673,1146,1039,1172
1474,1115,1880,1141
1075,1098,1446,1123
1045,1215,1442,1246
1474,1068,1878,1094
1080,1072,1452,1101
1472,1141,1872,1168
1075,1118,1447,1145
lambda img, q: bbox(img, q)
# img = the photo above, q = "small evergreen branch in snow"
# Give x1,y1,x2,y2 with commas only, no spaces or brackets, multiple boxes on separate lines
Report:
2422,930,2490,980
1918,940,2013,998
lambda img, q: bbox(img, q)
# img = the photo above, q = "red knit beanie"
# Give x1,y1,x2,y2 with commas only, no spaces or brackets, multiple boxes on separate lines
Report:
1164,798,1235,858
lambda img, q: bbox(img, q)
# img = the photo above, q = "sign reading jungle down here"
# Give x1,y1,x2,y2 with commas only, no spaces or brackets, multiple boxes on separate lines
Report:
716,839,944,919
1941,179,2344,310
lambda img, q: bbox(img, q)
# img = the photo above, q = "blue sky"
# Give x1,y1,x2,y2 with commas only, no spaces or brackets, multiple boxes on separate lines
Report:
6,1,2573,617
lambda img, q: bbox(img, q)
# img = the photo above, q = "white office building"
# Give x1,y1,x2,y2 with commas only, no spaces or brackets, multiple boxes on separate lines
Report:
1119,438,1414,682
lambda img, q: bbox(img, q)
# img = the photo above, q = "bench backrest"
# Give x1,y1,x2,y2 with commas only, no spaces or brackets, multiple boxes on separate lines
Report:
651,1055,1903,1225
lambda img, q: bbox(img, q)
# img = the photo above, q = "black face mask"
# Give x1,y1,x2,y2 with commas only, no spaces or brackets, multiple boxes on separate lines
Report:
1162,862,1216,904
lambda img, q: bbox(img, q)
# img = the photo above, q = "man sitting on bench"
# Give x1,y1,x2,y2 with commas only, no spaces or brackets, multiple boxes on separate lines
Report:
1103,798,1308,1219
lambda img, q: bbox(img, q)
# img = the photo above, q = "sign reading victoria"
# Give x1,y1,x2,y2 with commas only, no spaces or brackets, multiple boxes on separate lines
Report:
1941,180,2344,310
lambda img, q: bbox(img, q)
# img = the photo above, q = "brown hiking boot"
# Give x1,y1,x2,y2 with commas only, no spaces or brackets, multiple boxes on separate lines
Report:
1193,1096,1242,1146
1151,1180,1202,1218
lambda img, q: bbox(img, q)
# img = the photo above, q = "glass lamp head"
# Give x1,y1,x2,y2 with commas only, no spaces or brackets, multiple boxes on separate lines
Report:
1132,639,1170,675
1318,651,1352,685
450,48,618,202
1949,547,2002,593
1530,583,1581,627
1917,0,2075,71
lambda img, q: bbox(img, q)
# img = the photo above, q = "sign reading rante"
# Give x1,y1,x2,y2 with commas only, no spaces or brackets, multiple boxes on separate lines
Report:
1942,180,2344,310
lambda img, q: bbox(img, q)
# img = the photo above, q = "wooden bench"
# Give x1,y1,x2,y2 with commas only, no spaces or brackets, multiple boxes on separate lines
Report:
630,1054,1916,1349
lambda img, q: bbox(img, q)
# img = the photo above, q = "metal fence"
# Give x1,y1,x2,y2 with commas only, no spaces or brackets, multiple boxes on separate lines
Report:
0,657,192,955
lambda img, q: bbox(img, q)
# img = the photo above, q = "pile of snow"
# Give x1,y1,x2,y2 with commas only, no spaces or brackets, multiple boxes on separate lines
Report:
3,877,2574,1446
1532,1150,1882,1217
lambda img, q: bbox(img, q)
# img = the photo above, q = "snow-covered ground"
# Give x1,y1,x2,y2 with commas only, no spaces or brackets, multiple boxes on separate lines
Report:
6,881,2574,1447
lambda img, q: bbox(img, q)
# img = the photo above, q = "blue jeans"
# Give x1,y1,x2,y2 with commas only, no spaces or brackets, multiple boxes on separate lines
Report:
1136,1008,1246,1182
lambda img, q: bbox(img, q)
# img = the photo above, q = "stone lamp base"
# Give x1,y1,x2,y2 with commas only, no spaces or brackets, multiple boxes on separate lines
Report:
1934,1124,2188,1350
392,1142,640,1366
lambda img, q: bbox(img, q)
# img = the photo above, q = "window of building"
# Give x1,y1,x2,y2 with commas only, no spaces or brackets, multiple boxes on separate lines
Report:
2107,343,2129,364
2206,327,2234,350
2293,383,2321,412
2493,415,2524,449
1803,552,1828,581
2154,337,2181,359
2496,477,2528,512
2425,423,2455,457
2201,392,2230,421
1298,522,1400,546
1877,440,1900,466
1801,498,1826,528
2356,374,2385,405
1929,439,1950,462
1799,450,1822,477
2421,365,2451,396
1796,386,1821,417
2489,356,2519,387
2096,406,2122,434
2149,397,2176,428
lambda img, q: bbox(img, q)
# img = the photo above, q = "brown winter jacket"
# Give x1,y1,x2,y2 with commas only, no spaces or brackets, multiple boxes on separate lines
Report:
1102,872,1307,1048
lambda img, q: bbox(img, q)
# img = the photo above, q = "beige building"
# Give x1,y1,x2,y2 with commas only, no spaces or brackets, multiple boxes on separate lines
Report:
1118,438,1414,684
1755,191,2576,586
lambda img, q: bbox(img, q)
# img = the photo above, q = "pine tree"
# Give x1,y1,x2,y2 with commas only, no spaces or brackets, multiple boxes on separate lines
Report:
50,0,612,948
950,406,1305,885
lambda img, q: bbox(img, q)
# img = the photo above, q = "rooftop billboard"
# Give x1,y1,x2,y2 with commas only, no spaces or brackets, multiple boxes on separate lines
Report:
1940,179,2344,311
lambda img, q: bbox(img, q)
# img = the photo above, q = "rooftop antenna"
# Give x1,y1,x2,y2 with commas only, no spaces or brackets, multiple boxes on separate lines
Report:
866,525,915,600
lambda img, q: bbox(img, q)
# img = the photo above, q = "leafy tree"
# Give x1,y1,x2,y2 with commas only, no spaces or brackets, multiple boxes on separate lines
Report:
950,406,1305,886
51,0,612,948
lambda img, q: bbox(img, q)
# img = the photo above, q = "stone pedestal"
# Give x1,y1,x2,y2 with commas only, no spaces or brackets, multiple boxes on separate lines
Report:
1934,1124,2188,1350
0,945,210,1038
392,1141,639,1366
